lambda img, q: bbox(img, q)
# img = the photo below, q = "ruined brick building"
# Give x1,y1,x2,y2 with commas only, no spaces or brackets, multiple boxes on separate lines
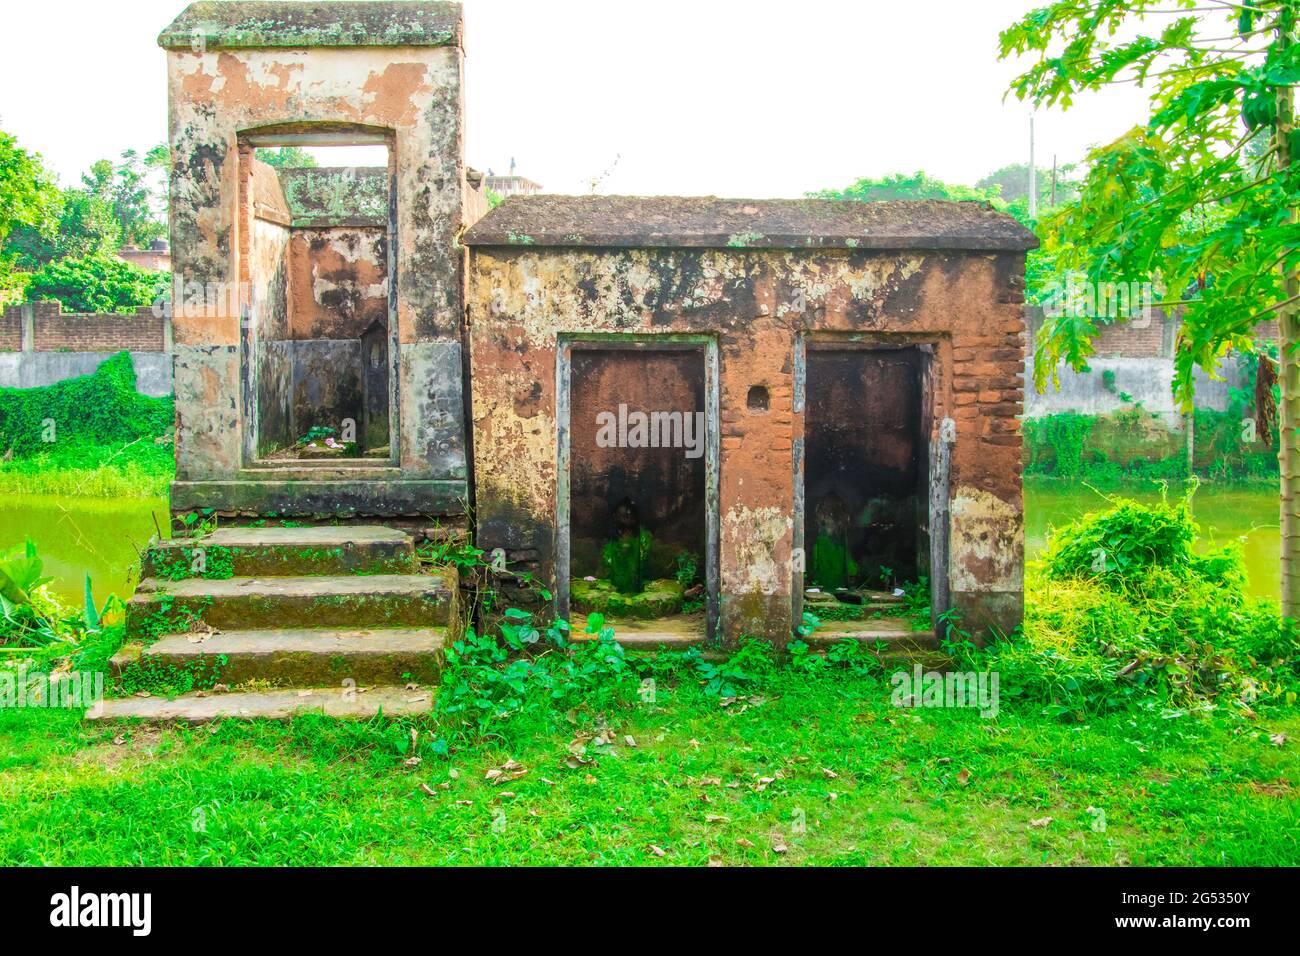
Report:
156,0,1035,661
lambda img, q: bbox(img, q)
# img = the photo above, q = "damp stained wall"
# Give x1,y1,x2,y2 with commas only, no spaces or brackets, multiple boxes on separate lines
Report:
466,246,1028,643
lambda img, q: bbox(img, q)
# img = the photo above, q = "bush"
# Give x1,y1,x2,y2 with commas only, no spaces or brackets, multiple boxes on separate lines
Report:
24,254,167,314
958,486,1300,717
0,351,172,458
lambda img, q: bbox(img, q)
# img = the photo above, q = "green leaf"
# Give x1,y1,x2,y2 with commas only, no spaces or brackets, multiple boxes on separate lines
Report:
83,574,100,630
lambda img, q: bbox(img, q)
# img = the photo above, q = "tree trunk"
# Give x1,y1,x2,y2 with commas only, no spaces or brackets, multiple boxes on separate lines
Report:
1278,76,1300,619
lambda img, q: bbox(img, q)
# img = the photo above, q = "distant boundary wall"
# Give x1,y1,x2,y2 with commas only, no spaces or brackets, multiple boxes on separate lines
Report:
0,301,172,397
1024,306,1273,427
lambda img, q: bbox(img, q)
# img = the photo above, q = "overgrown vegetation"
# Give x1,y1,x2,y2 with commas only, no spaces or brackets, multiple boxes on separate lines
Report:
1025,406,1279,483
2,490,1297,864
950,486,1299,719
0,352,174,497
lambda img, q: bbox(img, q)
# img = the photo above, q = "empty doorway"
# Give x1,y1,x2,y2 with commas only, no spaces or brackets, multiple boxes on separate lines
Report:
558,338,719,641
802,344,932,607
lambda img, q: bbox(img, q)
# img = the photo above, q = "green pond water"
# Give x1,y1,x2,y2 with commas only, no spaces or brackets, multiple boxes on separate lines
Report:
0,482,1282,606
0,494,170,607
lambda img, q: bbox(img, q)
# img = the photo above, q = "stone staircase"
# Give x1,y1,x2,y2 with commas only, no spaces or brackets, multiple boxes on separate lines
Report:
801,590,948,667
88,526,458,722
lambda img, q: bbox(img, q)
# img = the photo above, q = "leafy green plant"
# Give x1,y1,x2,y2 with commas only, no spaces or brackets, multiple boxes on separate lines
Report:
0,543,122,652
437,610,636,738
695,637,775,699
674,551,699,588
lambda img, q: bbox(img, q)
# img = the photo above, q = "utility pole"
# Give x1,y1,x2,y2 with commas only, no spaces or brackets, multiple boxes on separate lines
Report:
1028,116,1037,218
1051,154,1057,207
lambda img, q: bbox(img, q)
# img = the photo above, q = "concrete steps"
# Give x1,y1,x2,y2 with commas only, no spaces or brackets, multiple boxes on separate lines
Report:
574,613,708,652
87,685,435,723
801,616,948,665
143,525,417,577
94,525,458,722
111,627,446,685
126,572,456,638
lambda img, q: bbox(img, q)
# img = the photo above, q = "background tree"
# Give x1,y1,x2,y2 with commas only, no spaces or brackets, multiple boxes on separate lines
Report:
0,130,58,244
977,161,1081,204
255,146,319,169
810,170,1003,204
24,255,166,314
0,130,60,306
1001,0,1300,614
6,188,120,269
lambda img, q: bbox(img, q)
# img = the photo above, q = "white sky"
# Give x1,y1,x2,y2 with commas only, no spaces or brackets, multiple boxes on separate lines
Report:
0,0,1155,197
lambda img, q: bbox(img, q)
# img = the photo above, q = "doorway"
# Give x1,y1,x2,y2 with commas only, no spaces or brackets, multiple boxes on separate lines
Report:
238,131,397,466
557,338,719,641
801,343,933,619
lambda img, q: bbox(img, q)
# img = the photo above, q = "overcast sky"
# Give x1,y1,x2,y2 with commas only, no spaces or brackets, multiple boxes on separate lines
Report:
0,0,1154,197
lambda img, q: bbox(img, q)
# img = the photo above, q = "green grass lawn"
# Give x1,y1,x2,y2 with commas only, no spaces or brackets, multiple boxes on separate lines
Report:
2,673,1296,866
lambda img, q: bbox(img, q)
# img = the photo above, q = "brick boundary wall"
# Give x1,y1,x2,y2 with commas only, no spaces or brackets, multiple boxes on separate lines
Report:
0,301,168,353
0,310,19,351
1026,306,1280,359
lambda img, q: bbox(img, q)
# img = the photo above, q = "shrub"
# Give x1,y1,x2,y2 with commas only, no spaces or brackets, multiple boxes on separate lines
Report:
962,486,1300,717
24,254,167,314
0,351,172,457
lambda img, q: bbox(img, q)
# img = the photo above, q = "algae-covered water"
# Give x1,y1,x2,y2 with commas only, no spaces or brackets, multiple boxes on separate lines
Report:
0,494,169,606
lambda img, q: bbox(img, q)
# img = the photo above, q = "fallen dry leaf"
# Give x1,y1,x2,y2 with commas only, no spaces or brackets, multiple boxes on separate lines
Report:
1029,817,1053,828
647,844,666,857
821,767,839,779
1270,733,1288,747
736,837,755,849
485,759,528,784
418,783,437,797
956,768,972,787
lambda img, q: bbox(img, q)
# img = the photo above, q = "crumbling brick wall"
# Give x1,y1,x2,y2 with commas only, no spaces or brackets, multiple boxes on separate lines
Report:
0,311,21,351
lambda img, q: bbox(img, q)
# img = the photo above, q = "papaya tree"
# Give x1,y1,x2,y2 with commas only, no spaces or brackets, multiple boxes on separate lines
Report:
1002,0,1300,615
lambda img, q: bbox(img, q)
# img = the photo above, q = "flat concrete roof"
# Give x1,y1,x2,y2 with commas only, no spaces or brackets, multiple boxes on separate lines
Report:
159,1,462,50
463,196,1039,252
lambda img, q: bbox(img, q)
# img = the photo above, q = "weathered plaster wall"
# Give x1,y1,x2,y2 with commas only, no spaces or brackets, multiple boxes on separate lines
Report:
248,161,292,454
165,38,469,512
287,227,387,338
467,247,1027,642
